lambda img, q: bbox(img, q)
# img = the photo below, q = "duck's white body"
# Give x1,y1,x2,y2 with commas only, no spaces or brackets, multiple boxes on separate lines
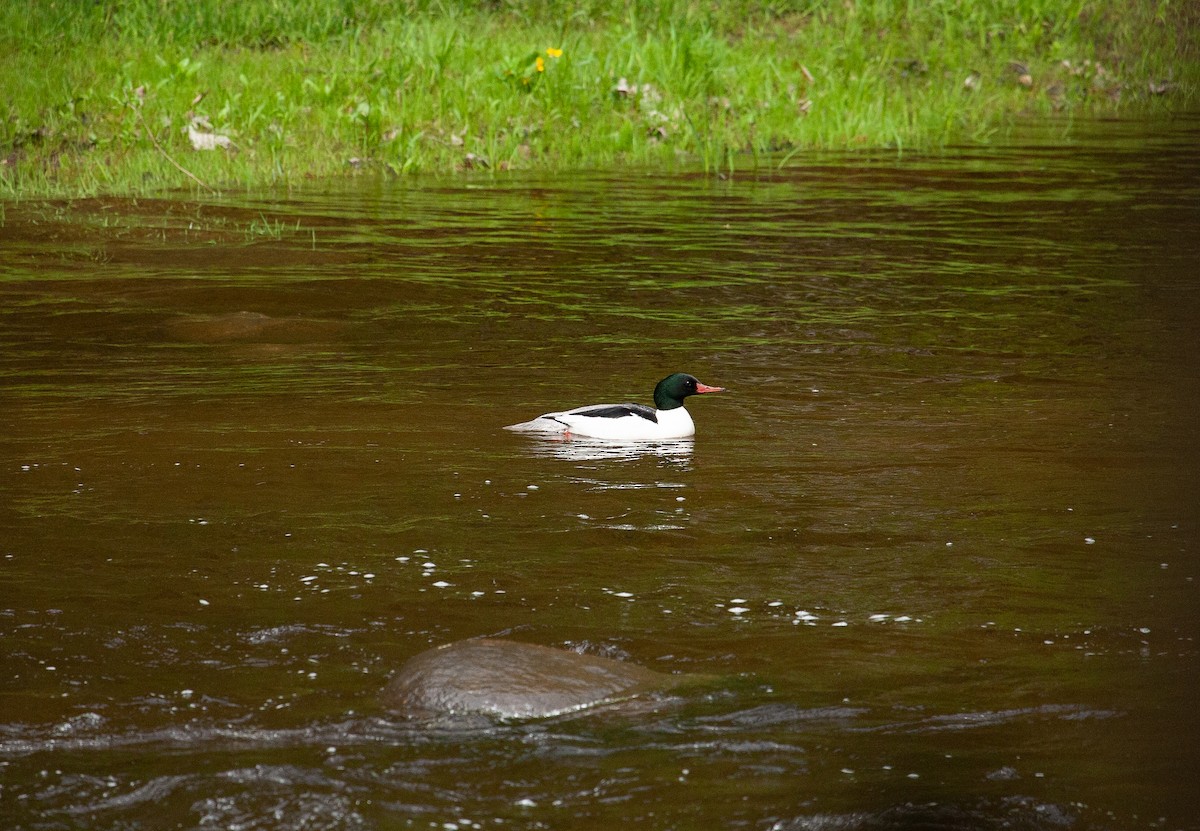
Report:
505,373,724,442
505,402,696,441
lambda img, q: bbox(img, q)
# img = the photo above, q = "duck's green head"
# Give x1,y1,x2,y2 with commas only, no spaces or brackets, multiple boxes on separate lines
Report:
653,373,725,410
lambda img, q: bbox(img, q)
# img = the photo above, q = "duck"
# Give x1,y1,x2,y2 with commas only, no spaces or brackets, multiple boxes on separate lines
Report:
504,372,724,440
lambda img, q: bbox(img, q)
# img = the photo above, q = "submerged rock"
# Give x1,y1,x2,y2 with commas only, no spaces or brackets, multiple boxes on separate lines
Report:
382,638,680,720
165,311,342,343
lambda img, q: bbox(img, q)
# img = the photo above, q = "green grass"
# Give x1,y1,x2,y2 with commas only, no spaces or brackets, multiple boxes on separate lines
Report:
2,0,1196,197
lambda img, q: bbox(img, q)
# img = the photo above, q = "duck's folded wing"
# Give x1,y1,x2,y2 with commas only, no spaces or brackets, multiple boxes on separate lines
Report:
504,402,657,432
566,403,658,423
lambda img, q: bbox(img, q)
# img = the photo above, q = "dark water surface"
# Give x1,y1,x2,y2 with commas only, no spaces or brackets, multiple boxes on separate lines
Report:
3,116,1199,830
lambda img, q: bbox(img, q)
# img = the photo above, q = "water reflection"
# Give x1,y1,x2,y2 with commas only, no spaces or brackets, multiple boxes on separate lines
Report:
515,435,696,464
2,115,1199,830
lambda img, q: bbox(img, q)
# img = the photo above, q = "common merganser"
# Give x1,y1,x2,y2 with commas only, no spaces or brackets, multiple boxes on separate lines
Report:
504,373,725,440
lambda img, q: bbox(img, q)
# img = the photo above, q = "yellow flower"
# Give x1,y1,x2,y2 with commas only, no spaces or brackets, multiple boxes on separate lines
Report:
536,56,545,73
546,47,563,58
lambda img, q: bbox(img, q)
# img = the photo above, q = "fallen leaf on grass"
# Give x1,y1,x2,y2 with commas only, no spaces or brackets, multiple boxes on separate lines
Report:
187,120,234,151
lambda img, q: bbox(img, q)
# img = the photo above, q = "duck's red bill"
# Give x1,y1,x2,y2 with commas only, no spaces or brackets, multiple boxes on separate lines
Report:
696,383,725,394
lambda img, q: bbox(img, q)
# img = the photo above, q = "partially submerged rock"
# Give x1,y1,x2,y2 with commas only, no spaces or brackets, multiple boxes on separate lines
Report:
382,638,681,720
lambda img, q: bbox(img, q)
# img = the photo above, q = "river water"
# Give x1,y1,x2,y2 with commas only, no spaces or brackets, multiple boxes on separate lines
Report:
2,115,1198,830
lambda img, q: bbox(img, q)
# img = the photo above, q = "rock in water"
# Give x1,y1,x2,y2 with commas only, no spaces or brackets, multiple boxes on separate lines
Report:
382,638,675,720
164,311,341,343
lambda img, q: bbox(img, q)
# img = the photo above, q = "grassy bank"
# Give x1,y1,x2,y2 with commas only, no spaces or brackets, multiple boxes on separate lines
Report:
2,0,1196,197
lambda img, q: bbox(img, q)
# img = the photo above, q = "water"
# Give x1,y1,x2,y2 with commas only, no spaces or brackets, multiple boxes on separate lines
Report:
2,115,1198,830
